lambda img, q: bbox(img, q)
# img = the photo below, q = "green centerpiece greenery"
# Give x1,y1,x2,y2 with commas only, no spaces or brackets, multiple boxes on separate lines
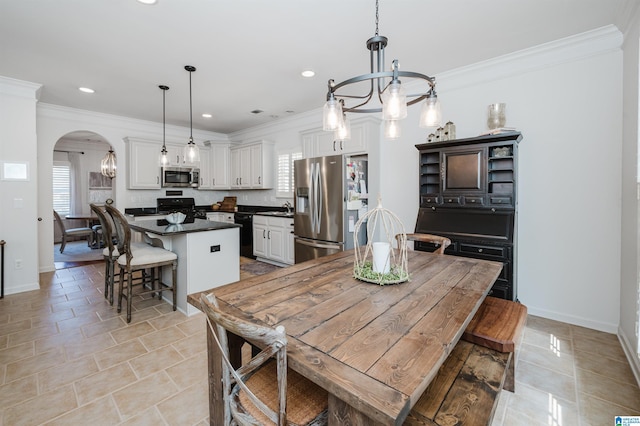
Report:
353,261,410,285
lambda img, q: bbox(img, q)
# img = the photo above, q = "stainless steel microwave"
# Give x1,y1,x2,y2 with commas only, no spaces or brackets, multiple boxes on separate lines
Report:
161,167,200,188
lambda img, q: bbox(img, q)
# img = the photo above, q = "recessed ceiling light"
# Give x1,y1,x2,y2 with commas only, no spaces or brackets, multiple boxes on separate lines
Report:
202,113,212,118
137,0,157,4
79,87,95,93
301,69,315,78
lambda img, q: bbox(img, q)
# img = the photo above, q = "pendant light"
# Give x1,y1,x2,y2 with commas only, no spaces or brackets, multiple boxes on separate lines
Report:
101,147,116,178
183,65,200,164
323,0,442,137
158,85,170,167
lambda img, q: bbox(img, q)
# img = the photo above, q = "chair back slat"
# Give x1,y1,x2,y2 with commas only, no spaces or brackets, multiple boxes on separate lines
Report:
104,205,133,266
89,204,116,255
200,293,288,425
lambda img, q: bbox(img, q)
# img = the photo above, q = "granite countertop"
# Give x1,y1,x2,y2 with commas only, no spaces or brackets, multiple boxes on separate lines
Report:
129,218,240,236
254,211,294,218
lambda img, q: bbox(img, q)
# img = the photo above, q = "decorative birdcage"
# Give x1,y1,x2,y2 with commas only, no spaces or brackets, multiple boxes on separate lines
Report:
353,196,410,285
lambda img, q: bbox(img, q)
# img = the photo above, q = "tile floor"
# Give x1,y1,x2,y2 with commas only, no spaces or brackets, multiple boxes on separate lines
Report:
0,261,638,425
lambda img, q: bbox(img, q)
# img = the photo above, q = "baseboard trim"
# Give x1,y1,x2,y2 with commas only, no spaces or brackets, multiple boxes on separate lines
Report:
618,326,640,388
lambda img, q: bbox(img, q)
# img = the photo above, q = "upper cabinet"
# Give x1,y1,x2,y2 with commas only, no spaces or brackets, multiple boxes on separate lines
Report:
302,117,378,157
415,132,521,209
197,145,212,189
230,140,274,189
207,142,231,190
125,137,161,189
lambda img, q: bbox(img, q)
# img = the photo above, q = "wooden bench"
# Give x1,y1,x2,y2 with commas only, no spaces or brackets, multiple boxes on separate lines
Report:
404,340,511,425
404,297,527,425
461,296,528,392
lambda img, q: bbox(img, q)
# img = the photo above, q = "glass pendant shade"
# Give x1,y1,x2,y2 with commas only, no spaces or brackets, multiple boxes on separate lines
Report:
159,147,170,167
184,138,200,164
323,97,343,131
419,93,442,128
382,80,407,121
101,148,117,178
335,115,351,140
384,120,401,139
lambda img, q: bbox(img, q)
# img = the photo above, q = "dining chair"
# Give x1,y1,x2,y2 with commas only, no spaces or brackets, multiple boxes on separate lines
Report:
89,204,145,305
53,210,94,253
395,233,452,254
105,205,178,323
200,292,328,426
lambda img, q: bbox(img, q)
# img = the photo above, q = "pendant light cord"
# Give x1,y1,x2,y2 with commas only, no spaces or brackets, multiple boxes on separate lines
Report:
163,88,166,148
189,68,193,140
375,0,379,36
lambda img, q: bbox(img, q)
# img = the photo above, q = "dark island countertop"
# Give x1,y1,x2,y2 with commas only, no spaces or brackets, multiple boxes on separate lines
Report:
129,218,240,236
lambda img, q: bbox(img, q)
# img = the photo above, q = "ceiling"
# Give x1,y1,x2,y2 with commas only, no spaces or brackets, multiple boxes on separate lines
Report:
0,0,629,135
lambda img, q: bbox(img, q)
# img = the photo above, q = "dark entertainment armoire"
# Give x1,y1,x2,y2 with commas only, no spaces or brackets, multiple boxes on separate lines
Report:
414,132,522,301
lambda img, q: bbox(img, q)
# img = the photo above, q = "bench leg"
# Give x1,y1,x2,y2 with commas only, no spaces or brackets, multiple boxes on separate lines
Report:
503,353,515,392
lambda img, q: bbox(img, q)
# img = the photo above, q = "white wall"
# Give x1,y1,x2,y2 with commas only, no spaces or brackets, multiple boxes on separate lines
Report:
0,77,42,295
620,3,640,379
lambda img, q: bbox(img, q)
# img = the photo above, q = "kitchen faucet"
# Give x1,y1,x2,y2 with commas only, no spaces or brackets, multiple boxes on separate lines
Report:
283,201,292,213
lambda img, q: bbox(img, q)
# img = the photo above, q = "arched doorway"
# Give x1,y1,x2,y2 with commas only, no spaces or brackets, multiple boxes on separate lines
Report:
52,131,115,267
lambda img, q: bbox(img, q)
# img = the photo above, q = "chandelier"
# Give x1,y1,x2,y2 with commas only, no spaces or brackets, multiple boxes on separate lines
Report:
322,0,442,139
101,147,116,178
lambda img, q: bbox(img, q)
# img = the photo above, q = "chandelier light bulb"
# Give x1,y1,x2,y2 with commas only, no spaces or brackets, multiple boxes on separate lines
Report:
384,120,401,139
335,115,351,140
382,80,407,121
323,97,343,131
419,92,442,128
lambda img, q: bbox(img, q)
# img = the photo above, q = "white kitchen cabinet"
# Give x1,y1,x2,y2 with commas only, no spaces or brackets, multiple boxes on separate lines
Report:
206,142,230,189
301,117,378,158
253,215,293,266
125,137,161,189
197,145,212,189
230,141,274,189
165,144,184,166
207,212,235,223
230,146,251,189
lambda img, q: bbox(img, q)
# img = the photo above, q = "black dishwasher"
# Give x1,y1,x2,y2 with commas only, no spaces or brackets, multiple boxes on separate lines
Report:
234,211,255,259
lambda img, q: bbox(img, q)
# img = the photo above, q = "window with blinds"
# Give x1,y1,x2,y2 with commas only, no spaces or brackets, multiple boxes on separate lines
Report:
276,151,302,198
53,162,71,216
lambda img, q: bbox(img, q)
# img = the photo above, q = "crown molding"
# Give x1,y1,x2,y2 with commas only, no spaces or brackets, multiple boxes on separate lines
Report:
435,25,622,93
0,76,42,99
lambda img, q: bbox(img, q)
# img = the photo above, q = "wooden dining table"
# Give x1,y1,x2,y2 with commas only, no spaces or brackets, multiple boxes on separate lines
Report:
188,249,503,425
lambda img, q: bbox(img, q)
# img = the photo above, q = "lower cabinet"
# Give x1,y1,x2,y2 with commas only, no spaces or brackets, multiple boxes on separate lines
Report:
415,239,514,301
206,212,235,223
253,215,294,266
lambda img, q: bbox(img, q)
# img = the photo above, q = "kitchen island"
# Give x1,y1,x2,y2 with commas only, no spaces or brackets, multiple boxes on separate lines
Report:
129,218,240,316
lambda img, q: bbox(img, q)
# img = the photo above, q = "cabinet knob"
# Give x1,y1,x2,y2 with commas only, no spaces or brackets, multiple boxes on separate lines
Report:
478,248,483,253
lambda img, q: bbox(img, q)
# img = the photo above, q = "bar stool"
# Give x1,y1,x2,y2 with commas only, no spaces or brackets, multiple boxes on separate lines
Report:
105,205,178,322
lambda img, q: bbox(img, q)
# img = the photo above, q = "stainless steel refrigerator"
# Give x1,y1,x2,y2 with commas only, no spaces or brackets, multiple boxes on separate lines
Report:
294,154,368,263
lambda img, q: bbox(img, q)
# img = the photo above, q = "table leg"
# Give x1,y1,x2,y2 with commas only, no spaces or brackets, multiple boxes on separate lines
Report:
328,394,386,426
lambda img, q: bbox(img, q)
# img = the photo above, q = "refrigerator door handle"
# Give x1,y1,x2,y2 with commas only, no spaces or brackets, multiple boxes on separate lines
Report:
295,237,342,250
315,162,322,234
309,162,316,233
